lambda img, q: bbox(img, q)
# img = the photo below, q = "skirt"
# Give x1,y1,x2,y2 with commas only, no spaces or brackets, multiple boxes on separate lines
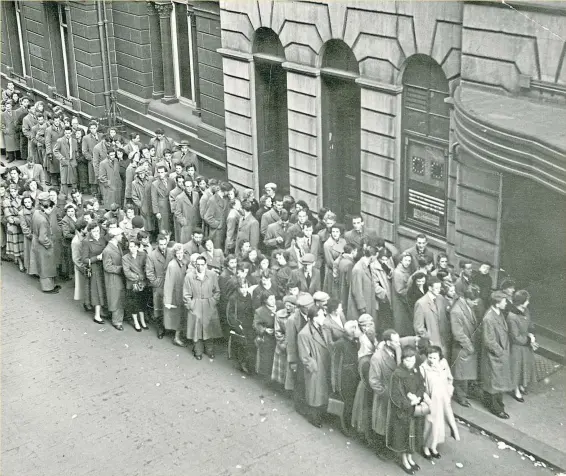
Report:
5,229,24,258
255,336,276,378
126,287,148,315
271,350,287,385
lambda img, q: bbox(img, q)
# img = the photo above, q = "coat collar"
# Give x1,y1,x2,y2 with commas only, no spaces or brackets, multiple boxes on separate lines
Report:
308,321,328,349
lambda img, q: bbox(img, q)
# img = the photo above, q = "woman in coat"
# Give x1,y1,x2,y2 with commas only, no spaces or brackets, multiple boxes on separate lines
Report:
386,346,429,474
60,203,78,281
322,298,346,343
30,193,59,292
122,239,149,332
297,306,332,428
2,183,24,271
183,255,222,360
351,353,374,444
253,291,279,381
202,238,224,274
80,222,107,323
419,345,460,459
322,225,346,295
392,253,413,337
1,101,18,162
271,250,293,299
508,290,537,401
163,243,188,347
74,128,88,194
272,295,296,387
407,272,427,312
226,277,256,374
19,193,35,273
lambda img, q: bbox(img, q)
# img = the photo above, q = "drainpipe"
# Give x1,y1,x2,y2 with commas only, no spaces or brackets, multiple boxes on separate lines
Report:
96,0,111,117
102,0,114,124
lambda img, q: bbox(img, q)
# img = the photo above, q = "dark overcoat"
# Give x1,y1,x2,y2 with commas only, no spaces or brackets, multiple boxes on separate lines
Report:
102,241,125,312
30,210,57,279
450,297,481,380
98,158,123,209
174,190,200,244
298,321,332,407
481,307,512,393
368,345,398,435
81,234,107,307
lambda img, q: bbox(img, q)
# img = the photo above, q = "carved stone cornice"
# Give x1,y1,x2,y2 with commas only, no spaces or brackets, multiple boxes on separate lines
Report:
153,1,173,17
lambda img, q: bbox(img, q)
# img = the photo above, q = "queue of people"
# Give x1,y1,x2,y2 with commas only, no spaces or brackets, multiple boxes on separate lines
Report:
1,92,540,475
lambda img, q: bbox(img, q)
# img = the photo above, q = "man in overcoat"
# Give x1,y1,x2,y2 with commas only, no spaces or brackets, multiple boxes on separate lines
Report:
347,247,378,324
131,167,155,234
81,121,101,196
291,253,321,295
414,277,451,359
174,178,201,244
334,244,356,314
236,200,260,252
260,195,283,238
146,234,169,338
102,227,126,330
30,192,61,294
45,115,64,187
344,215,379,258
151,165,173,234
182,254,222,360
1,100,18,162
98,148,123,209
172,139,197,168
481,291,512,419
450,284,482,407
402,233,436,274
203,181,230,250
53,126,79,195
297,304,330,428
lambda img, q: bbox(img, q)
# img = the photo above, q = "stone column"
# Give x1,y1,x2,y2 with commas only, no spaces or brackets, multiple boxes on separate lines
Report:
154,1,176,103
146,1,164,99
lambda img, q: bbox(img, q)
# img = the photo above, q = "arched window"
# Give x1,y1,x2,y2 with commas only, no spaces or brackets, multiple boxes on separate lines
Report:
253,27,285,59
321,39,359,75
401,55,450,237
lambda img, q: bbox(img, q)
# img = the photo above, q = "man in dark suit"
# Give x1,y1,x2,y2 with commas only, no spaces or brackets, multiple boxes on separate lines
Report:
302,221,323,271
291,253,321,295
53,126,78,195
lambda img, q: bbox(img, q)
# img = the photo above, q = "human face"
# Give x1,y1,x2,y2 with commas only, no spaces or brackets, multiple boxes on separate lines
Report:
126,208,135,219
23,197,33,209
29,180,38,192
439,257,448,268
402,355,416,370
266,294,277,308
304,226,313,238
304,263,314,274
187,166,195,177
84,214,92,224
416,277,426,288
297,210,307,225
9,170,19,181
9,187,18,198
157,169,166,179
0,186,5,198
21,98,29,108
273,200,283,213
89,125,97,135
260,258,269,270
289,286,299,297
175,165,183,175
248,249,257,262
352,217,363,231
91,226,101,240
157,238,168,253
164,153,172,162
193,233,203,244
429,282,442,296
64,129,72,139
416,237,427,252
175,248,184,261
195,258,206,272
49,190,58,202
276,254,286,266
264,197,272,209
227,189,235,201
314,308,326,326
141,236,150,246
401,255,412,268
228,258,238,270
204,239,214,252
241,242,251,254
108,152,116,162
66,207,75,218
198,180,207,190
284,302,296,314
142,148,151,159
331,227,341,241
427,352,440,366
386,333,400,349
5,102,12,112
325,216,336,228
129,240,138,254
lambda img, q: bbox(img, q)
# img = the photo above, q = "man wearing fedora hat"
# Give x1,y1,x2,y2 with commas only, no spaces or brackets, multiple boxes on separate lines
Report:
173,139,197,169
291,253,321,295
30,191,61,294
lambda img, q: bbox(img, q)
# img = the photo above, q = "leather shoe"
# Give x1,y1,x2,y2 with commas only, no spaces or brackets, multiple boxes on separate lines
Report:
510,393,524,403
43,287,60,294
431,451,441,459
157,328,165,339
494,411,510,419
308,418,322,429
421,451,433,460
399,463,415,475
83,304,94,312
141,323,149,330
173,339,186,347
93,317,105,325
112,324,124,331
410,462,421,471
194,354,202,360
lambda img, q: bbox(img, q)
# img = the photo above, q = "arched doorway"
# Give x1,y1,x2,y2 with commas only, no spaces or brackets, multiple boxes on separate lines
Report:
400,55,450,238
253,28,290,195
321,40,361,223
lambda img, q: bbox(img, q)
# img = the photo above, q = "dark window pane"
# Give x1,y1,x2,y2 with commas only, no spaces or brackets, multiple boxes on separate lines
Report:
175,4,192,100
429,115,450,141
404,109,428,136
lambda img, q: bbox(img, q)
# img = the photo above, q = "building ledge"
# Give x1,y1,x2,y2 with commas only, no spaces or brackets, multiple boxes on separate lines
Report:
453,85,566,195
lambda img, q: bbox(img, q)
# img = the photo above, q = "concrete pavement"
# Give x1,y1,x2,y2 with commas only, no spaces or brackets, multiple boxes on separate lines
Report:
0,264,558,476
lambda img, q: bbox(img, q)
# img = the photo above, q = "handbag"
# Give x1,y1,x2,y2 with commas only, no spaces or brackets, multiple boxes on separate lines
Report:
133,281,145,292
327,396,345,417
414,401,431,417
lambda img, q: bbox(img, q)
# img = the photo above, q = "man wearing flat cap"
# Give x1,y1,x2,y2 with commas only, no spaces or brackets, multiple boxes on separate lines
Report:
131,166,155,237
286,292,314,415
30,191,61,293
291,253,321,295
102,227,126,330
313,291,330,311
172,139,197,169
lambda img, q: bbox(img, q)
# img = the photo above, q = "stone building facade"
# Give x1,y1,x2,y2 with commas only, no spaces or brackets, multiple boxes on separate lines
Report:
219,0,566,338
1,0,226,177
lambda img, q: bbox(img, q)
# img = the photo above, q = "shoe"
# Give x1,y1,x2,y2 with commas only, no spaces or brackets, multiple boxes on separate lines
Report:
308,418,322,429
457,399,471,407
173,339,186,347
59,275,71,281
399,463,415,475
431,451,441,459
112,324,124,331
502,412,510,418
43,287,60,294
54,285,61,292
194,354,202,361
83,304,94,312
157,328,165,339
206,353,215,359
410,462,421,471
421,451,433,460
493,411,509,419
510,393,524,403
134,326,142,333
141,323,149,330
93,317,105,325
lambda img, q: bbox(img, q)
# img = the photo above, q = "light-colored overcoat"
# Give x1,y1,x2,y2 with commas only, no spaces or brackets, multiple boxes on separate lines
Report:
298,321,332,407
347,258,377,322
450,297,480,380
414,292,451,358
163,258,188,330
174,190,200,244
102,241,125,312
30,209,57,279
98,158,123,209
182,269,222,340
481,307,513,393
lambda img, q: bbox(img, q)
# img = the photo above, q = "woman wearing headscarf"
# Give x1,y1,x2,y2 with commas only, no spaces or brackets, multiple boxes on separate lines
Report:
163,243,188,347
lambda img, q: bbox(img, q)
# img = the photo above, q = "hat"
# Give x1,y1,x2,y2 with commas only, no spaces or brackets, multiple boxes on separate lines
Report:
135,166,146,175
179,139,191,147
358,314,374,326
264,182,277,190
107,227,123,238
296,293,314,307
38,191,50,201
301,253,315,265
312,291,330,302
131,216,145,228
283,295,298,306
